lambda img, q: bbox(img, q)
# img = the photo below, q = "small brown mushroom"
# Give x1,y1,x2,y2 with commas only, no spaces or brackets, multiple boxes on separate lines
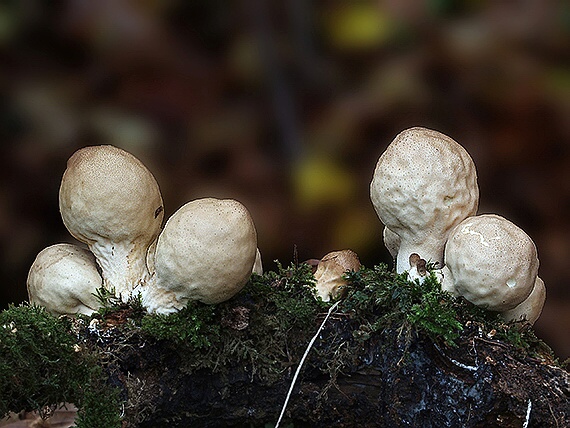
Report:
314,249,361,302
408,253,427,282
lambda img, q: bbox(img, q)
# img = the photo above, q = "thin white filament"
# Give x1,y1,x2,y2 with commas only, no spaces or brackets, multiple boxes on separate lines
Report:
522,399,532,428
275,300,341,428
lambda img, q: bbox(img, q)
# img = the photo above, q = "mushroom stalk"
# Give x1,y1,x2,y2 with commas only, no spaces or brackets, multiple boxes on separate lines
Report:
89,238,151,295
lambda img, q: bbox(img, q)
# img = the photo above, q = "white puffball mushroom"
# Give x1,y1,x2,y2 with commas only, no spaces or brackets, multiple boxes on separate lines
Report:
370,127,479,273
314,249,361,302
143,198,258,314
442,214,539,312
383,226,400,261
440,265,459,296
27,243,103,315
252,248,264,275
501,276,546,326
59,145,164,300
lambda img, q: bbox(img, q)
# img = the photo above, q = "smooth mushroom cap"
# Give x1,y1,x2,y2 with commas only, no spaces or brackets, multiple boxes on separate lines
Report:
370,127,479,273
501,276,546,326
59,145,164,298
314,249,361,302
27,243,103,316
443,214,539,312
143,198,258,313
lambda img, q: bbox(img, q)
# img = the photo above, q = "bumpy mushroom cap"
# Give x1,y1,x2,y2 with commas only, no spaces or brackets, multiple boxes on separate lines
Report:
27,243,103,315
59,145,164,299
442,214,539,312
370,127,479,273
501,276,546,325
314,249,361,302
143,198,258,314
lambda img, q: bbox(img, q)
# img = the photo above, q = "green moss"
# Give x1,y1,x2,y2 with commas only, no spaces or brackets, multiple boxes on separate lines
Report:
343,264,552,354
342,264,465,346
140,302,220,348
0,304,121,427
75,370,122,428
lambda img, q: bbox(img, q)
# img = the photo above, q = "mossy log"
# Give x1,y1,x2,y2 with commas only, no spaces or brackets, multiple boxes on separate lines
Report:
1,264,569,427
95,314,569,427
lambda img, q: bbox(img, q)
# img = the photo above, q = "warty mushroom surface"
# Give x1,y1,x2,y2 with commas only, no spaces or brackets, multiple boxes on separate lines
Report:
370,127,479,273
501,276,546,326
142,198,258,314
59,145,164,301
441,214,539,312
27,243,103,316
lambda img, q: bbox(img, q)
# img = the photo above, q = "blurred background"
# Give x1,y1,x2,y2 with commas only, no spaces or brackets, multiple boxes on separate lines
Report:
0,1,569,358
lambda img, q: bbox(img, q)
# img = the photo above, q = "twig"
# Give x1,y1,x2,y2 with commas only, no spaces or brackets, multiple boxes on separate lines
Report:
275,300,340,428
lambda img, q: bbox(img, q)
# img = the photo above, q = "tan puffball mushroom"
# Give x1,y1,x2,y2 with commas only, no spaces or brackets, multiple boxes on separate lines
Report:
442,214,539,312
142,198,258,314
59,145,164,300
383,226,400,262
370,127,479,273
27,243,103,315
252,248,264,275
501,276,546,326
314,249,361,302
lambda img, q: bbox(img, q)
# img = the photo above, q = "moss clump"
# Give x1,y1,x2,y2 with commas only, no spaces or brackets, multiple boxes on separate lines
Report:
140,302,220,348
0,304,121,427
343,264,552,355
343,264,464,345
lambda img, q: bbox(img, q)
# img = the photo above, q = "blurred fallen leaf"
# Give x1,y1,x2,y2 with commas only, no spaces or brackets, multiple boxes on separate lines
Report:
323,2,393,51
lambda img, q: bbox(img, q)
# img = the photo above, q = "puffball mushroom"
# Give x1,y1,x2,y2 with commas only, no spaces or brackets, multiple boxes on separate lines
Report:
314,249,361,302
501,276,546,325
370,127,479,273
59,145,164,300
382,226,400,262
27,243,103,316
142,198,258,314
442,214,539,312
252,248,264,275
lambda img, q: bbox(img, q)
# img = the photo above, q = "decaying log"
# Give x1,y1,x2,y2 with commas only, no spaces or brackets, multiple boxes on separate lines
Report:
91,315,569,427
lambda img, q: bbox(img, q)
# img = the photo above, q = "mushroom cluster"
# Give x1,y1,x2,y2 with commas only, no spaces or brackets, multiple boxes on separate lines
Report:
27,145,261,315
370,127,546,325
